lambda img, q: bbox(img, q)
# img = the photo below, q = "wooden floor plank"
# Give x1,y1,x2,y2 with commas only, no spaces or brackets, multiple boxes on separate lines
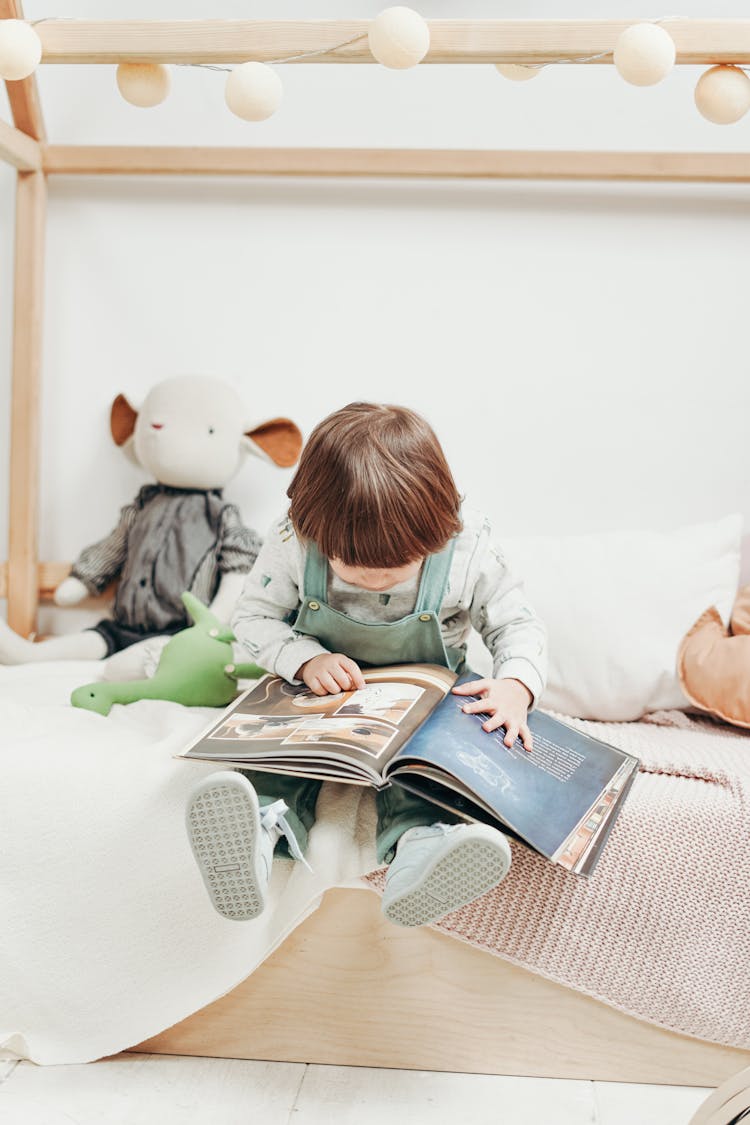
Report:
0,1055,719,1125
0,1053,306,1124
293,1065,595,1125
594,1080,713,1125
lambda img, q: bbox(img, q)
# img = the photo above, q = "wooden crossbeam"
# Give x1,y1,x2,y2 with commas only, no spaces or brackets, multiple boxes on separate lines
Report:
33,19,750,65
0,115,40,169
0,562,111,604
0,0,46,140
41,146,750,183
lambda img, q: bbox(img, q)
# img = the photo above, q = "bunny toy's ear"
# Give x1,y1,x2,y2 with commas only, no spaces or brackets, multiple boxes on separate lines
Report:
243,418,303,467
110,394,141,465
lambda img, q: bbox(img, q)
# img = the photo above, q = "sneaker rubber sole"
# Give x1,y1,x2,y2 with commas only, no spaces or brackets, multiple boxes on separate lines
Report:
186,772,267,922
382,828,512,928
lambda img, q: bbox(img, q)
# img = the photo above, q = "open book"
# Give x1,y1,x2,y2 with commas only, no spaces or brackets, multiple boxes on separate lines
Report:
177,663,640,876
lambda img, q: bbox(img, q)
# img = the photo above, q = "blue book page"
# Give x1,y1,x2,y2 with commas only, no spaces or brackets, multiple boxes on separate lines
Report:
387,673,637,859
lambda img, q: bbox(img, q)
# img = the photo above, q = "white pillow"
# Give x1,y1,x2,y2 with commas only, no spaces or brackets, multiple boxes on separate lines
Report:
499,514,742,721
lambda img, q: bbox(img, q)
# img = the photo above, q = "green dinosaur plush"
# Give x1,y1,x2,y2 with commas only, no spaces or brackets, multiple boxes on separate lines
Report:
71,592,264,716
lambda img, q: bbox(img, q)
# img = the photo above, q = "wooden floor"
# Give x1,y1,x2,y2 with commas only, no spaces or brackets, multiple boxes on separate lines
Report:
0,1053,713,1124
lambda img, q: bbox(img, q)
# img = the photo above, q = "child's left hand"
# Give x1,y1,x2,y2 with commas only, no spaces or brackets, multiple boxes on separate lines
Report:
452,677,534,751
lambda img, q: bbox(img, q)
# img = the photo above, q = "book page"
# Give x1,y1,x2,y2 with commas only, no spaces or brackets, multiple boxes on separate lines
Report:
386,676,639,865
178,663,456,784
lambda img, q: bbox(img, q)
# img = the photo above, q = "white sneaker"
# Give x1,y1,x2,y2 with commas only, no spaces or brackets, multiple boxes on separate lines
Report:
381,821,512,928
186,771,277,922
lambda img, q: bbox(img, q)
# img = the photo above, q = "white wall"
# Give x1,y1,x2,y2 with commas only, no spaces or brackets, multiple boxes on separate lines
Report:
2,1,750,633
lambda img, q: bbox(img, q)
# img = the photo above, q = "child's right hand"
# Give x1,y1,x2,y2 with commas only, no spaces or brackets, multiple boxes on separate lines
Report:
296,652,366,696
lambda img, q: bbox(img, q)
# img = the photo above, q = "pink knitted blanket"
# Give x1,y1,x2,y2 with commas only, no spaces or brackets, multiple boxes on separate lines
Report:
364,710,750,1049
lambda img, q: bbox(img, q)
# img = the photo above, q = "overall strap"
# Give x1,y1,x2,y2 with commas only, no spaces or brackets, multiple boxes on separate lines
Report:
304,534,457,614
414,537,457,615
302,541,329,602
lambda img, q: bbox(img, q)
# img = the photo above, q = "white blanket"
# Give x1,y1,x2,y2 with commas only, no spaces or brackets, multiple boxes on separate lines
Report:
0,661,379,1066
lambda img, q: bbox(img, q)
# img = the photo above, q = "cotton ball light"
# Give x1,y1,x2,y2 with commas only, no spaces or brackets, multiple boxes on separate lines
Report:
225,62,283,122
695,66,750,125
495,63,539,82
368,7,430,70
613,23,675,87
116,63,170,108
0,19,41,81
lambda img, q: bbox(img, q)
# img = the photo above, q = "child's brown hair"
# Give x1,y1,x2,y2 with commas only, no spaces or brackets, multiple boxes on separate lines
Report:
287,402,463,568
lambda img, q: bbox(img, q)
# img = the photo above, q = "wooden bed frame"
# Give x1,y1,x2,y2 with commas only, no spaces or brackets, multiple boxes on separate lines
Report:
132,888,750,1087
3,4,750,1084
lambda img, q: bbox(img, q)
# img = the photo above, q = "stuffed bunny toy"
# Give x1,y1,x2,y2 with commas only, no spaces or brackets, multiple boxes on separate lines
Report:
0,375,302,676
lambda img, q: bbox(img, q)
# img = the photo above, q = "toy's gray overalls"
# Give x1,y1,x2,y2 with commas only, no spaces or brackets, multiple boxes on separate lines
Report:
239,538,465,865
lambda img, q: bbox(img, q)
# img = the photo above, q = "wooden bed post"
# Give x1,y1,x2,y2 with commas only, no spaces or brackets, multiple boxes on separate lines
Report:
2,0,47,633
7,169,46,636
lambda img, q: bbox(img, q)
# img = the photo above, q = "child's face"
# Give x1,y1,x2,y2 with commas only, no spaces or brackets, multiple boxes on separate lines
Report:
329,557,423,592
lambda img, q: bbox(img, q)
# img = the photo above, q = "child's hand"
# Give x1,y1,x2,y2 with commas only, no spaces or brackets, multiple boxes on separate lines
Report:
452,677,534,751
297,652,367,696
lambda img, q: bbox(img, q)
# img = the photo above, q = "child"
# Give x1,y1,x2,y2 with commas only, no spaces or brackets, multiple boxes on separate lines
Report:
186,402,547,927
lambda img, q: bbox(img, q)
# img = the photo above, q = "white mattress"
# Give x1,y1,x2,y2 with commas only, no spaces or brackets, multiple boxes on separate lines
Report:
0,661,379,1065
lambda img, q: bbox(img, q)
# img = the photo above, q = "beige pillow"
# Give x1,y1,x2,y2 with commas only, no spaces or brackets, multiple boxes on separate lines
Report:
678,584,750,729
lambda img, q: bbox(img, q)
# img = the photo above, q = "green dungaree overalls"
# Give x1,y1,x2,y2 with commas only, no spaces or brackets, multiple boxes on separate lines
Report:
239,537,466,864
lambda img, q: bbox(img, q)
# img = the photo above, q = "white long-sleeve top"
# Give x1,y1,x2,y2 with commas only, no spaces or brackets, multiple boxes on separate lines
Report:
231,506,548,707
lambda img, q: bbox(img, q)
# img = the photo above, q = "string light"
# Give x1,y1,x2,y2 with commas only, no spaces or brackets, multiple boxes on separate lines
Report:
495,20,677,87
368,7,430,70
116,62,170,107
219,29,368,120
613,23,675,86
0,18,41,80
10,13,750,128
495,63,539,83
224,61,282,121
695,65,750,124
